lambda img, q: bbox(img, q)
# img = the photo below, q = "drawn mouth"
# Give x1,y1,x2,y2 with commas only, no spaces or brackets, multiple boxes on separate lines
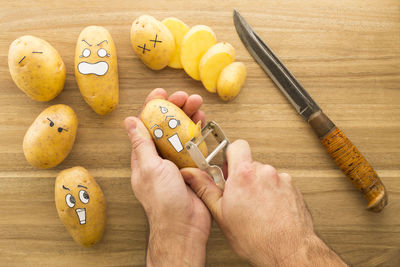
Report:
77,61,109,76
75,208,86,225
168,133,183,152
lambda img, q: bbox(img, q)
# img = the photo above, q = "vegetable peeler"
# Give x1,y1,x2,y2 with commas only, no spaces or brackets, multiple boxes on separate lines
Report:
186,121,230,190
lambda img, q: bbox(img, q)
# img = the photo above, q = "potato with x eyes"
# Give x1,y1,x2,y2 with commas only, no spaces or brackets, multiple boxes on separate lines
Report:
23,104,78,169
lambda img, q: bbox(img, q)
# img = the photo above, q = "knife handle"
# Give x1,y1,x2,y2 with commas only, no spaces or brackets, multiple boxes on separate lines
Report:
309,111,388,212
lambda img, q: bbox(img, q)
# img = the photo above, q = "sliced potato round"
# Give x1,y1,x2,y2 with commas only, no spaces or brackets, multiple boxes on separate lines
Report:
180,25,217,80
199,42,236,93
162,17,189,69
217,62,247,101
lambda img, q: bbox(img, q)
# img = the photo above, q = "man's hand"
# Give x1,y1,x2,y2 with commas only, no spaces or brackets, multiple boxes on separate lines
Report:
124,88,210,267
181,140,347,266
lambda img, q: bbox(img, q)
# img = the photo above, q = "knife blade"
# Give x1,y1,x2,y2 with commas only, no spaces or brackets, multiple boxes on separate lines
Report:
233,9,388,212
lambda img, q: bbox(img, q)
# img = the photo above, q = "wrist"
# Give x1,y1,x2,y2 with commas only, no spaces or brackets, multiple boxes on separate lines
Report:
147,222,208,267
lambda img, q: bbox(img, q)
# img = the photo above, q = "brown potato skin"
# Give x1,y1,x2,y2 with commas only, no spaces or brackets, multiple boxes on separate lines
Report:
141,99,208,168
8,35,66,101
55,166,106,247
23,104,78,169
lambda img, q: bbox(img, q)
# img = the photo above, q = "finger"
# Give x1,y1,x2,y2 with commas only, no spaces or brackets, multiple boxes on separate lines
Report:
279,172,292,184
226,139,253,175
182,94,202,117
168,91,189,108
143,88,167,107
124,116,161,169
191,110,206,127
181,168,223,221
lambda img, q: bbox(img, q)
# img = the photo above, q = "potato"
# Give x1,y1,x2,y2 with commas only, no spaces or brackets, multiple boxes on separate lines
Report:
55,166,106,247
8,35,66,101
141,99,208,168
217,62,247,101
181,25,217,80
23,104,78,169
161,17,189,69
75,26,119,115
130,15,175,70
199,42,236,93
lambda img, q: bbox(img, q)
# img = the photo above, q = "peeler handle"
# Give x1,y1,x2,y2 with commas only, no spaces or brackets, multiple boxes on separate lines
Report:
309,111,388,212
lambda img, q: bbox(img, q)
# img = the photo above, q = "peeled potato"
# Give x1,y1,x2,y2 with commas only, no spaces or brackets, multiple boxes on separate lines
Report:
55,166,106,247
180,25,217,80
141,99,208,168
217,62,247,101
23,104,78,169
8,35,66,101
199,42,236,93
130,15,175,70
162,17,189,69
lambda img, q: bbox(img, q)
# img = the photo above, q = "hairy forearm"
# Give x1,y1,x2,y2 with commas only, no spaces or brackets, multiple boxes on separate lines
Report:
146,224,207,267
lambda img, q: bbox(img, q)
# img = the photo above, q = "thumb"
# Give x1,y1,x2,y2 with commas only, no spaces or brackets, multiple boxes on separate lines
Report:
181,168,223,220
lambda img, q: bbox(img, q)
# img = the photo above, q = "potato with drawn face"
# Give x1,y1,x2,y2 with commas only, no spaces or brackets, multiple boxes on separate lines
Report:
23,104,78,169
55,166,106,247
75,26,119,115
141,99,208,168
8,35,66,101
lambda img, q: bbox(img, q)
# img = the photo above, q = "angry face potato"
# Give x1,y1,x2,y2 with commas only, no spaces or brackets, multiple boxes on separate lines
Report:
23,104,78,169
75,26,119,115
141,99,208,168
8,35,66,101
55,166,106,247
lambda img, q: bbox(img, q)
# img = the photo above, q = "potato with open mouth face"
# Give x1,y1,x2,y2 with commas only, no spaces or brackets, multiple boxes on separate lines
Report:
75,26,119,115
141,99,208,168
23,104,78,169
8,35,66,101
55,166,106,247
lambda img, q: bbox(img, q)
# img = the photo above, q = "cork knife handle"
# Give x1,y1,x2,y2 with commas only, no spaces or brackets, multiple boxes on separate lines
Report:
309,111,388,212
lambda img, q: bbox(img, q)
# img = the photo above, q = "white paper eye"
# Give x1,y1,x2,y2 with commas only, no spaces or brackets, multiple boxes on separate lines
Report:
97,48,107,57
160,106,168,114
154,128,163,139
79,190,89,204
65,194,76,208
82,48,91,58
168,119,180,129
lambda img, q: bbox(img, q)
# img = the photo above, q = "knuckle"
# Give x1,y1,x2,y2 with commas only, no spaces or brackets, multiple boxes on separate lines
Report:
261,164,278,177
235,161,254,179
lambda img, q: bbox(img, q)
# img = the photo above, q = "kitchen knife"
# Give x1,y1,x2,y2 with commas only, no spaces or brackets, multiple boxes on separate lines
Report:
233,10,388,212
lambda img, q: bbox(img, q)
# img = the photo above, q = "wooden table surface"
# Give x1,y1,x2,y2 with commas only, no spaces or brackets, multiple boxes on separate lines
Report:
1,0,399,266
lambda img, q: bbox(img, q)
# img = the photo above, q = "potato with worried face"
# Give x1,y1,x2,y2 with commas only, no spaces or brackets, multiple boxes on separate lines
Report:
23,104,78,169
141,99,208,168
8,35,66,101
55,166,106,247
75,26,119,115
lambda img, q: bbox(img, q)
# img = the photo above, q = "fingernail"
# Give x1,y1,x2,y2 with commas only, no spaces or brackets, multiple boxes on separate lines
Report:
125,117,137,134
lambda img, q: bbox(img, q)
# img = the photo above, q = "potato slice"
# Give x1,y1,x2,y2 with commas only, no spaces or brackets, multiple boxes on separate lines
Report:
217,62,247,101
180,25,217,80
199,42,236,93
162,17,189,69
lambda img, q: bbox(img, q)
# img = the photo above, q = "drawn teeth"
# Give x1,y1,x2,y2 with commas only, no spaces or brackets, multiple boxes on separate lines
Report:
168,133,183,152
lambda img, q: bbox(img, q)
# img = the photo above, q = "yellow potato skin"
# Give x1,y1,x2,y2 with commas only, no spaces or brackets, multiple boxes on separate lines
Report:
23,104,78,169
161,17,189,69
131,15,175,70
8,35,66,101
199,42,236,93
217,62,247,101
181,25,217,80
75,26,119,115
55,166,106,247
141,99,208,168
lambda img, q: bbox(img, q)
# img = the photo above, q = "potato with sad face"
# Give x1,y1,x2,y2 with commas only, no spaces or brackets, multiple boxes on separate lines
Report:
23,104,78,169
55,166,106,247
75,26,119,115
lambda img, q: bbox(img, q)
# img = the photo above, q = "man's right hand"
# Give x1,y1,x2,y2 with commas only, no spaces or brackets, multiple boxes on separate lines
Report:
181,139,347,266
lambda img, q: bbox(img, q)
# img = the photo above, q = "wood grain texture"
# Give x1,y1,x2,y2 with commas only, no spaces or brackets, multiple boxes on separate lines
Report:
0,0,399,266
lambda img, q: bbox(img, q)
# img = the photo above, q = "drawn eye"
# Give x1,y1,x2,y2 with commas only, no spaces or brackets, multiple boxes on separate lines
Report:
47,118,54,127
82,48,91,58
58,127,63,133
79,190,89,204
65,194,76,208
154,128,164,139
160,106,168,114
97,48,107,57
168,119,180,129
